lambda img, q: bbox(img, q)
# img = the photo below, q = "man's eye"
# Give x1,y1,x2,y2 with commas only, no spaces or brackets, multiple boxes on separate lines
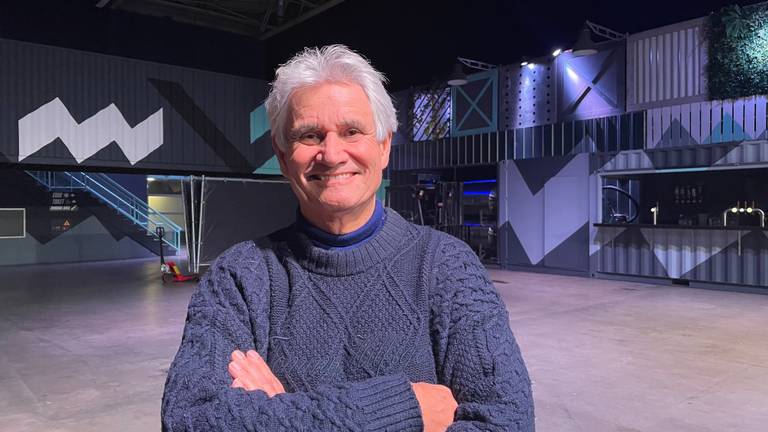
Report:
300,133,321,143
345,129,361,137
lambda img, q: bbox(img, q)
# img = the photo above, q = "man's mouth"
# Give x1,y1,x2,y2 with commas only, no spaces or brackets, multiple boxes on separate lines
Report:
308,172,357,181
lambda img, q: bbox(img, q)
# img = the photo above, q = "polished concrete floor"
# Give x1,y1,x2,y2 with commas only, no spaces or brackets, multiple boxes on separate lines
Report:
0,259,766,431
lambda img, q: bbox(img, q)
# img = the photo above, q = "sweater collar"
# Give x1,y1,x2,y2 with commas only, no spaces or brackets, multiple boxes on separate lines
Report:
297,200,385,250
276,207,421,277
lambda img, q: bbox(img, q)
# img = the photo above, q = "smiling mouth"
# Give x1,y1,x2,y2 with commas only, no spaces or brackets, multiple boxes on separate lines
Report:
308,173,357,181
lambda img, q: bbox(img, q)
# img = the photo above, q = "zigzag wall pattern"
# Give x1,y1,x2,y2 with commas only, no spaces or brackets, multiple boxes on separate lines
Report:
498,154,590,271
645,95,767,149
17,98,163,165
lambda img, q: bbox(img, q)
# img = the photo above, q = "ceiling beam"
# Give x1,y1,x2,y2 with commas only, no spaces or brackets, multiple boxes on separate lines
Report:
259,0,345,40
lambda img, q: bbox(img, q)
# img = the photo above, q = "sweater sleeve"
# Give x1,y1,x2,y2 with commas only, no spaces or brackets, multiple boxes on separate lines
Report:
429,235,535,431
161,242,423,431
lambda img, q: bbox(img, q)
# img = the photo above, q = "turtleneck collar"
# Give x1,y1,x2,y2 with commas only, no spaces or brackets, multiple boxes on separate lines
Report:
296,200,386,250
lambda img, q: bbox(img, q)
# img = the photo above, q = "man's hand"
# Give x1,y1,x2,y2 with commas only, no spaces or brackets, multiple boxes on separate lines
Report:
411,382,458,432
228,350,286,397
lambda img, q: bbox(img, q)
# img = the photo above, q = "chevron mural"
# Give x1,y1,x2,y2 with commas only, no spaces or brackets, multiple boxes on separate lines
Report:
17,98,163,165
646,96,767,149
498,153,590,271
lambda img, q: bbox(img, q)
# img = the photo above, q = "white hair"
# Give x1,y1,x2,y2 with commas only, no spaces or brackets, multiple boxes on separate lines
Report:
265,44,398,151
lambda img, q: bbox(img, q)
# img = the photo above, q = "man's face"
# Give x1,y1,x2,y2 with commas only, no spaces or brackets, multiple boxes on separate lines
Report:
274,82,391,220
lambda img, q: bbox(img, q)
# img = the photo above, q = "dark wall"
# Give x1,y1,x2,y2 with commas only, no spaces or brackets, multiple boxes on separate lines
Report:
0,38,271,175
0,1,264,79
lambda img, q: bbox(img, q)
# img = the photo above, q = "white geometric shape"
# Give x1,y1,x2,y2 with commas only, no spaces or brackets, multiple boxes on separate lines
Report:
18,97,163,165
590,225,626,256
640,228,741,279
543,164,589,256
502,161,545,265
501,155,589,265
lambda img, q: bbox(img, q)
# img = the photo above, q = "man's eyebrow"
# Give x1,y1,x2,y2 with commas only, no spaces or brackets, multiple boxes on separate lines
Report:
340,120,370,131
288,124,321,139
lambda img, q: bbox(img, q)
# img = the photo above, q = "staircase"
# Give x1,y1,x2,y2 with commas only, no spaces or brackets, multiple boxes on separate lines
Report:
26,171,183,254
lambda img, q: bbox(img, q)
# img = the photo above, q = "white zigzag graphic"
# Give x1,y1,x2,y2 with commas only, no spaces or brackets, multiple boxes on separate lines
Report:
18,97,163,165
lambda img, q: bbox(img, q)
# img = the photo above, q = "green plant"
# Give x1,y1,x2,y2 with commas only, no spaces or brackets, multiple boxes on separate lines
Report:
707,2,768,99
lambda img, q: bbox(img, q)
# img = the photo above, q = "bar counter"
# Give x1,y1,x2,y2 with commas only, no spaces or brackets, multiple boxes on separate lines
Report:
593,223,768,288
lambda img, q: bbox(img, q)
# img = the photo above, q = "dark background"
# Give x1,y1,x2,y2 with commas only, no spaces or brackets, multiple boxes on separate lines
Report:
1,0,762,91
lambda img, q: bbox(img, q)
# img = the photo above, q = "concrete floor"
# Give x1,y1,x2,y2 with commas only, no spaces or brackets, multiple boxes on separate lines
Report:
0,260,766,431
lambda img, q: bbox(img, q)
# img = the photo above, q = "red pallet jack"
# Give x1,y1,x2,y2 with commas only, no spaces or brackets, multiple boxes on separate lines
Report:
157,226,199,283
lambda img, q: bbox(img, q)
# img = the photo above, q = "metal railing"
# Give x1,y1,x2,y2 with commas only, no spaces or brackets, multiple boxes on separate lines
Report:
26,171,182,251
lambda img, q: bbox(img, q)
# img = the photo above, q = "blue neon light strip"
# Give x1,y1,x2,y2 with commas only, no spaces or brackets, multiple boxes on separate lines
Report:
463,179,497,184
463,191,492,196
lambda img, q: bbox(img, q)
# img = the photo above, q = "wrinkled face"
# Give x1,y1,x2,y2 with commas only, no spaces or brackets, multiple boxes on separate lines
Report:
273,82,391,220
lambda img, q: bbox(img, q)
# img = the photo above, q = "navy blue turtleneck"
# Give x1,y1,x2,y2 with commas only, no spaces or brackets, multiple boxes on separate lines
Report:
296,200,386,250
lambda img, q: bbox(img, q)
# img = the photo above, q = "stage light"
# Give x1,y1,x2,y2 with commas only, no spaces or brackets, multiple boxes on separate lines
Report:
520,60,528,66
552,48,562,57
526,63,535,70
446,63,468,86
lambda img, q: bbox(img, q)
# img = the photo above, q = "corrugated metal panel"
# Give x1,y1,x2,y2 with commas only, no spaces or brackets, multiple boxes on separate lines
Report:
646,96,768,148
596,226,768,287
597,140,768,173
627,17,708,111
0,38,268,174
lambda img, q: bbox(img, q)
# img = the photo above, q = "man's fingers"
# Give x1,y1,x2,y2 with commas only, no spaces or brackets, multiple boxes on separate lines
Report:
246,350,273,377
231,350,246,362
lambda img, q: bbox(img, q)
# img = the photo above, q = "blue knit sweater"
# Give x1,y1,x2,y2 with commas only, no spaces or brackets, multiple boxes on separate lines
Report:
161,208,534,431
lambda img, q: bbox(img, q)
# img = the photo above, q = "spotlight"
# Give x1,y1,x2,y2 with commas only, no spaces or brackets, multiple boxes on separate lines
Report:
446,63,468,86
147,177,156,182
520,60,528,66
526,63,535,70
552,48,562,57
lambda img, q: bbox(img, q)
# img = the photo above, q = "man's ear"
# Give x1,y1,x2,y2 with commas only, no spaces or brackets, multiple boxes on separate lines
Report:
380,132,392,170
271,137,289,176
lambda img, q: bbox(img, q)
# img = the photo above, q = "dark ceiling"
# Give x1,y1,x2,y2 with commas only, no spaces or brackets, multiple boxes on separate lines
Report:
1,0,764,91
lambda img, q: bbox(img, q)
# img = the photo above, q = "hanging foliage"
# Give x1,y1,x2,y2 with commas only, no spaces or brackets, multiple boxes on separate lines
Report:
707,3,768,99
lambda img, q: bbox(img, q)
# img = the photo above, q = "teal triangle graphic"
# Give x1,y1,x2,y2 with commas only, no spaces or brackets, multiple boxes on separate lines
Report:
703,112,748,144
254,155,282,175
250,104,270,143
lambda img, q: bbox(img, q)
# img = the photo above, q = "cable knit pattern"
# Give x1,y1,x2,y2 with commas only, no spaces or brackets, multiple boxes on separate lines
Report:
162,209,534,431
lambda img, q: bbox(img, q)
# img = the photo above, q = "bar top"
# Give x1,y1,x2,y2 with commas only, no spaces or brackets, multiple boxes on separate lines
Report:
593,223,768,231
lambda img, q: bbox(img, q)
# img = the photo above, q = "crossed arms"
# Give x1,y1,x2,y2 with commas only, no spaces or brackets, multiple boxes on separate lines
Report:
161,239,534,431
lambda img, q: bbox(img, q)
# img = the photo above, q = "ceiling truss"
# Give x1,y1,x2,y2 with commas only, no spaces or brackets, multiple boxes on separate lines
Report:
98,0,345,39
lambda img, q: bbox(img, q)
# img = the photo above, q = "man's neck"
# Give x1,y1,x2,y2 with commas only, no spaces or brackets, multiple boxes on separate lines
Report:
300,199,377,235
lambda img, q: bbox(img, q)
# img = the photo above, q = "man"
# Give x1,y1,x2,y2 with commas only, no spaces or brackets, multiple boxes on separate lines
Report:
162,44,534,431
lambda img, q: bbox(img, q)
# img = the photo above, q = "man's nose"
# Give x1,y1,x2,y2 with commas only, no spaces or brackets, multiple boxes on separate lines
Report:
318,133,348,165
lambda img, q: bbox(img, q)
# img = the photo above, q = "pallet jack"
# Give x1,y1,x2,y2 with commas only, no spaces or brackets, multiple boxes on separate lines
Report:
157,226,199,283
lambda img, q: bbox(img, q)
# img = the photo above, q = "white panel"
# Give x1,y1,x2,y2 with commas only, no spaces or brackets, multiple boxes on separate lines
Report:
672,30,679,99
690,102,701,143
685,29,699,96
756,96,767,138
650,36,657,103
693,26,701,96
634,40,642,106
643,38,650,104
745,96,757,138
664,32,672,100
733,98,745,139
700,100,711,143
680,103,691,145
